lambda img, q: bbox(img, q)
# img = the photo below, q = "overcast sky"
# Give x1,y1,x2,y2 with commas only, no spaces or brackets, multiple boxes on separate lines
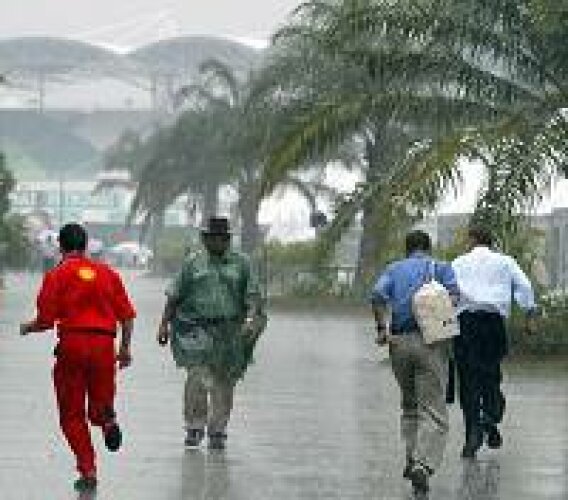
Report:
1,0,302,48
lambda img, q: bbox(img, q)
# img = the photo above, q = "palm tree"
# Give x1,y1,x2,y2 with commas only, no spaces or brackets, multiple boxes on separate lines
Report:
0,152,14,219
128,106,230,231
0,152,30,278
129,59,338,255
126,59,263,252
249,1,466,278
250,0,566,276
193,59,265,253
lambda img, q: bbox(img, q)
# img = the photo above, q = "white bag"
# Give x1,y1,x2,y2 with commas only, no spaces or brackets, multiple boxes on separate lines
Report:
412,261,459,344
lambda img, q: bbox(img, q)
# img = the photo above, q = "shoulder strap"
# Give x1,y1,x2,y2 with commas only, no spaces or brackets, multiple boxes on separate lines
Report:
410,258,435,303
430,260,436,282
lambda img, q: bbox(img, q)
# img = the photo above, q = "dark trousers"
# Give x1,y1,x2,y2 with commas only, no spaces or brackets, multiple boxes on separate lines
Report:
454,311,508,444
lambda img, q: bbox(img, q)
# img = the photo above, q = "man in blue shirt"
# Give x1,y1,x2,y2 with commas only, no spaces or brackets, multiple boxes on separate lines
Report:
370,230,459,496
452,224,537,458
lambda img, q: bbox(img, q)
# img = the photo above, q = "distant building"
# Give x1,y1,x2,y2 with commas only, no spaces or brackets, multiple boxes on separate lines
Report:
541,208,568,289
10,180,131,227
9,176,195,242
332,208,568,291
419,211,568,290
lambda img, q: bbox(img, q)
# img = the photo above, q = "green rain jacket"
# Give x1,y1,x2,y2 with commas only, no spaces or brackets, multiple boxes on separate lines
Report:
167,249,265,380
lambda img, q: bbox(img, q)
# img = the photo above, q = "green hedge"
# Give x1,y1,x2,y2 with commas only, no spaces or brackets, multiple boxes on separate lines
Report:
508,292,568,355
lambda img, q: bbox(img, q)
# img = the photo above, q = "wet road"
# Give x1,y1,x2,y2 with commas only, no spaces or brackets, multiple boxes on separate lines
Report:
1,271,567,500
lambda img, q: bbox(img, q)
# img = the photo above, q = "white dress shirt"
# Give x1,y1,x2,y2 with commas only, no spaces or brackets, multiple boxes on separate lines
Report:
452,246,537,318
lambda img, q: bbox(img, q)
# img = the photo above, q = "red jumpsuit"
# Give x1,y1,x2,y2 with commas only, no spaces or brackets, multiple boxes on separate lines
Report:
35,254,135,478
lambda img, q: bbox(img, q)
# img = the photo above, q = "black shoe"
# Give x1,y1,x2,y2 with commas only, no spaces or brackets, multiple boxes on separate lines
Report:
208,432,227,450
185,429,205,448
103,422,122,452
486,425,503,449
409,464,430,495
74,476,97,493
403,458,414,480
461,437,483,458
462,426,483,458
461,436,482,458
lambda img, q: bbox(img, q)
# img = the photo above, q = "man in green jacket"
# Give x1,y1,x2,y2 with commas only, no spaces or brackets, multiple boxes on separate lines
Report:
157,217,266,450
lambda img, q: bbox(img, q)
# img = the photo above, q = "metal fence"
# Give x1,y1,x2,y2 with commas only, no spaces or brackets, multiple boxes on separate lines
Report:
264,265,361,299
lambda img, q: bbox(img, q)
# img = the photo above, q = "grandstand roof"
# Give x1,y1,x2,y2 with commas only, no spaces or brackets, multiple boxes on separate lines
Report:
128,35,261,75
0,37,129,77
0,35,262,82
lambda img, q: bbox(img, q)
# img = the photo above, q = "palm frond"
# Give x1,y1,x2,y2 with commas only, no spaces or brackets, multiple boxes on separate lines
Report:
199,58,241,105
290,0,337,19
175,84,229,109
260,91,373,197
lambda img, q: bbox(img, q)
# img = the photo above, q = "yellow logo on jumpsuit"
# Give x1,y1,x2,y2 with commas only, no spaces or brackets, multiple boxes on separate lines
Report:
78,267,96,282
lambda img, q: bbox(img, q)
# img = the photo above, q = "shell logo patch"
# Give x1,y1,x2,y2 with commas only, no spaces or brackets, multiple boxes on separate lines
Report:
78,267,96,282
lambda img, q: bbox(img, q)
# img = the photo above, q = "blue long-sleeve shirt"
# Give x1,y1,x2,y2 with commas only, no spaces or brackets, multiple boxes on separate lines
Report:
370,252,459,334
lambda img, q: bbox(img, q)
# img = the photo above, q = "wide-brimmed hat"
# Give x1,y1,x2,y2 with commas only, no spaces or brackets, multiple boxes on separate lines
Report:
201,216,231,236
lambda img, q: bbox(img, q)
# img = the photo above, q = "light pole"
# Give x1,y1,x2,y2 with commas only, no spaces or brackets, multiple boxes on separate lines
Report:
58,170,65,227
0,241,7,289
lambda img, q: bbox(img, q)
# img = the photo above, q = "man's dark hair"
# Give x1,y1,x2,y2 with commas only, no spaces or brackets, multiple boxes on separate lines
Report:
58,223,88,252
405,230,432,255
468,224,493,247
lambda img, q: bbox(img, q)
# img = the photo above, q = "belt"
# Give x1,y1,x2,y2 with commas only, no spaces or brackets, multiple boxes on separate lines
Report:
390,328,419,336
459,310,503,319
60,328,116,337
187,317,240,326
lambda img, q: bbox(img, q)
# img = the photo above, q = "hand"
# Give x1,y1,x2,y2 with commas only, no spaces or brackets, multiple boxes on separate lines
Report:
157,323,170,346
241,316,256,337
117,345,132,369
525,316,538,335
19,322,32,336
375,325,389,346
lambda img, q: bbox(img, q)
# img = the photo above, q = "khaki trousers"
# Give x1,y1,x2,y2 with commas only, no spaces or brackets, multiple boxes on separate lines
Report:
389,334,450,473
184,366,235,435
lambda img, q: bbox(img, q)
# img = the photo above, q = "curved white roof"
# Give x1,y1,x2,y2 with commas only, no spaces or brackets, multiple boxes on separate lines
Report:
0,36,128,75
0,35,261,80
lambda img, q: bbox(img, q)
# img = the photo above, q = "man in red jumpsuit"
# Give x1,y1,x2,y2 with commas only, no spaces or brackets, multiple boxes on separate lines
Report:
20,223,136,493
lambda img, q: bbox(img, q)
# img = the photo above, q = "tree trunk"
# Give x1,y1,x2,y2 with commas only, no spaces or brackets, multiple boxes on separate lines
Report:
357,202,380,284
355,134,384,285
239,185,260,255
202,181,219,220
150,209,165,273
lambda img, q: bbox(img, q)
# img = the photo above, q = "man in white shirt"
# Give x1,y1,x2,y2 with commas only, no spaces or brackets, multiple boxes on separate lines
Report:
452,225,537,458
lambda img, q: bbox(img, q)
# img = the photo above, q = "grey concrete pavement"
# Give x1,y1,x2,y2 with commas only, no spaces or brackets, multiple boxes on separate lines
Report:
0,271,567,500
